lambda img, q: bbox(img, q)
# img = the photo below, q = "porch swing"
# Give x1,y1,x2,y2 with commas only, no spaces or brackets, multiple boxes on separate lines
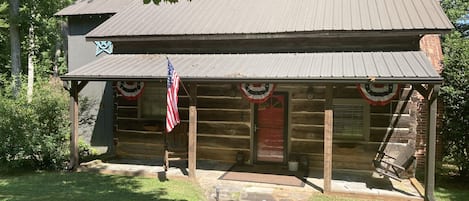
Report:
358,83,417,181
372,141,416,181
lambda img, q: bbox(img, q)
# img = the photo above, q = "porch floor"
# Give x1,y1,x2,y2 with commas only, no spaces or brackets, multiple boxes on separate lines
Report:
78,159,423,201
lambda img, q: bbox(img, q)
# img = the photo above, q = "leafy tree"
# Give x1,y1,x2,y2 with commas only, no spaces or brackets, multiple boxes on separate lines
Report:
8,0,21,97
440,0,469,176
0,0,72,170
0,0,71,92
0,2,8,68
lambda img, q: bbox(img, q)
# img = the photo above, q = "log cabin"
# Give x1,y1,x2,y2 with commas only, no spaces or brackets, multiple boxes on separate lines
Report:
57,0,453,199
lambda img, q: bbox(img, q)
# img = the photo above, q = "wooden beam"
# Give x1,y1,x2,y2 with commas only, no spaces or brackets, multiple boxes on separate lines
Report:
77,81,89,93
410,177,425,198
188,83,197,179
428,85,440,102
412,84,429,98
424,85,439,201
69,81,79,170
323,85,333,193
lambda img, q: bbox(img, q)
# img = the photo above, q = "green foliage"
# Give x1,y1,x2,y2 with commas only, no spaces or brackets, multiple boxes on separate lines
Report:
0,0,72,80
441,0,469,23
441,32,469,176
0,2,7,28
78,139,98,160
0,1,9,67
0,80,70,170
441,0,469,177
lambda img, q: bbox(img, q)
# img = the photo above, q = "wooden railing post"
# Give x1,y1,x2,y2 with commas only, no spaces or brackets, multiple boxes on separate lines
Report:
188,83,197,179
324,85,333,193
425,85,439,201
70,81,79,170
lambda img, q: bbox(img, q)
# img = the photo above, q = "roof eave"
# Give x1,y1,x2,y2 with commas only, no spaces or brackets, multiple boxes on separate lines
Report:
60,75,443,84
54,12,117,17
85,29,453,42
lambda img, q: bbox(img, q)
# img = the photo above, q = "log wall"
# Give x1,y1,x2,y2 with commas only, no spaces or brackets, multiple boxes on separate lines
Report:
113,82,416,171
191,84,251,162
114,93,166,159
285,84,415,170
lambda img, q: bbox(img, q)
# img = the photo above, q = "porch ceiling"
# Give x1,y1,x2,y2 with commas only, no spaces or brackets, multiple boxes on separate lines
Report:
61,51,443,84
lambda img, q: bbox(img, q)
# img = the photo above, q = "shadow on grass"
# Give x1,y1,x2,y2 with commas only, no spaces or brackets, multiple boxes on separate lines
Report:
416,165,469,201
434,175,469,201
0,171,192,201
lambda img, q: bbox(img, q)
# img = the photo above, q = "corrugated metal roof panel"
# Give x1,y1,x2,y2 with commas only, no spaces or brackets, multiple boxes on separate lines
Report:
62,52,442,84
55,0,133,16
86,0,453,38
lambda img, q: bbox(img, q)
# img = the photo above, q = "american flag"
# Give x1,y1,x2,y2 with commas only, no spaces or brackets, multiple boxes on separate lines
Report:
166,58,180,133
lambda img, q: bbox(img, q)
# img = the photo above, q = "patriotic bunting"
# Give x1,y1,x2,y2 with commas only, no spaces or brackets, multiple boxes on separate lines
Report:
357,83,400,106
116,81,145,100
240,83,275,103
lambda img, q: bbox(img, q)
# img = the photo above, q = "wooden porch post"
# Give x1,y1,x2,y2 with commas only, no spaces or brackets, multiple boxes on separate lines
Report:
324,85,333,193
188,83,197,179
424,85,439,201
69,81,79,170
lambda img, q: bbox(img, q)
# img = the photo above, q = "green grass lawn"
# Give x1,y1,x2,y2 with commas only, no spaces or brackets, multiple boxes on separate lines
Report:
434,170,469,201
0,171,205,201
1,168,467,201
418,164,469,201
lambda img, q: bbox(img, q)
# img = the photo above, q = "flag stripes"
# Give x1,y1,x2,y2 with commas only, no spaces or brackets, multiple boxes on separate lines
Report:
166,59,180,133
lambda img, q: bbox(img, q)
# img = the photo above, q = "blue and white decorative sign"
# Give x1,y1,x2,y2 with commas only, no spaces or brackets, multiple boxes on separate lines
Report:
94,41,113,56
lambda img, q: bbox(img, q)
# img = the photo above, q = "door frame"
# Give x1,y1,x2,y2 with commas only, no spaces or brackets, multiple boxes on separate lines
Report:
252,92,289,164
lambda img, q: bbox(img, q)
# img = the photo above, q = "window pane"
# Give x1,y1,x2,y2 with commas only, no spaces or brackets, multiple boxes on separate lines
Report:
333,104,364,139
141,83,166,119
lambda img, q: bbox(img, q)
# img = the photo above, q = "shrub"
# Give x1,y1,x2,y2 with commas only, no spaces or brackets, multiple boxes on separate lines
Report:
0,80,70,170
441,31,469,176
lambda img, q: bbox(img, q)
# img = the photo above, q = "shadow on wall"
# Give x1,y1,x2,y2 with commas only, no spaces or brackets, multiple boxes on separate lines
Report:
77,81,114,154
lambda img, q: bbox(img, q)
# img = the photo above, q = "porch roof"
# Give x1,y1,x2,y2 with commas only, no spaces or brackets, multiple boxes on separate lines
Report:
61,51,443,84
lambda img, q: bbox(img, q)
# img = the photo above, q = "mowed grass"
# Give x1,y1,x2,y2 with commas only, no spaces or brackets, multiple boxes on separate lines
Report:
1,166,468,201
0,171,205,201
433,165,469,201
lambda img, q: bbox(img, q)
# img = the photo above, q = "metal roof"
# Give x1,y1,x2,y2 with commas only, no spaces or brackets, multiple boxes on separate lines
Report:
86,0,453,39
61,51,442,84
55,0,133,16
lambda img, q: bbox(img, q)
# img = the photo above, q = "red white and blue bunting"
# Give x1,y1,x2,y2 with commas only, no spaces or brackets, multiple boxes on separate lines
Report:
240,83,275,103
116,81,145,100
357,83,400,106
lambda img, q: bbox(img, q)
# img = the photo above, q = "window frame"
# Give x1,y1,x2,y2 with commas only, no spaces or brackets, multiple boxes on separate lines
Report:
138,82,167,120
332,99,370,141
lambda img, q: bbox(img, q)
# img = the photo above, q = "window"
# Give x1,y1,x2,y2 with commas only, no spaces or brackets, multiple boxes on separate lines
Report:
333,99,369,140
140,82,166,119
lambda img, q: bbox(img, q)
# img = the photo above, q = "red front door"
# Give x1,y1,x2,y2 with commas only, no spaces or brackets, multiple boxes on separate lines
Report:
255,94,286,163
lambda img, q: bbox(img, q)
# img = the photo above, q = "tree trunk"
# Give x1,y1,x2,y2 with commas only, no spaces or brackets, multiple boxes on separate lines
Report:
27,19,35,103
27,50,34,102
9,0,21,98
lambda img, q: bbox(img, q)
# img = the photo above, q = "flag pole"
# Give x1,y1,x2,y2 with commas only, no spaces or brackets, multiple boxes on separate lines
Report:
166,56,192,102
